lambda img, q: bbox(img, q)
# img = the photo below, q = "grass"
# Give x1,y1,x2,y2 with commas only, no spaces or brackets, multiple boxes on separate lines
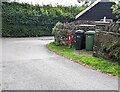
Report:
47,42,120,77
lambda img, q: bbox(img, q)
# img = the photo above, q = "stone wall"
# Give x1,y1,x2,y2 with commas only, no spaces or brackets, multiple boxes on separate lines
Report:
53,20,120,61
94,31,120,62
53,20,97,45
53,20,119,46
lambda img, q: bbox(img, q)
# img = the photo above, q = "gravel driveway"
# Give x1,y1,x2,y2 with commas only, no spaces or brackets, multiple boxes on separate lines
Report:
2,37,118,90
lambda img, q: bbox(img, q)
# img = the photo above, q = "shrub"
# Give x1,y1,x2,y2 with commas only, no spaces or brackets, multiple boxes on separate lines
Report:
2,2,85,37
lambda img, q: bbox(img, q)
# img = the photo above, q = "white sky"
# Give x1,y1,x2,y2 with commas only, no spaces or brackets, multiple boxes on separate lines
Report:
11,0,82,6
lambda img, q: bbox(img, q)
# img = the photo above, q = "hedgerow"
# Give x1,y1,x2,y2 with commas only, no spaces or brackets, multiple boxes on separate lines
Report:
2,2,85,37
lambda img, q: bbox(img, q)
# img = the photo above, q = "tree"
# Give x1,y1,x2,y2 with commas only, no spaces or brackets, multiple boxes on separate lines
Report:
112,3,120,22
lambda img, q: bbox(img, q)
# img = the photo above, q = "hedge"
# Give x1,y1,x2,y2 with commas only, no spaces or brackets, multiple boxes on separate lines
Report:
2,2,85,37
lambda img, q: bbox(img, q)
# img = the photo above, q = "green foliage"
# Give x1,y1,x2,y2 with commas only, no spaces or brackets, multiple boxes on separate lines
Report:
112,3,120,22
2,2,85,37
106,40,120,60
52,21,63,35
48,42,119,76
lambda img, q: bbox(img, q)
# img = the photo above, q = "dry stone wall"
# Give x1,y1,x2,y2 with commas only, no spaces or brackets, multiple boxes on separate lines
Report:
53,20,119,45
53,20,97,45
53,20,120,62
94,31,120,62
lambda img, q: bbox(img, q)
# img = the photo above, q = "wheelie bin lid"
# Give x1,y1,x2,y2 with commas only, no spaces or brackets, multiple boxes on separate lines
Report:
75,30,84,34
85,31,95,35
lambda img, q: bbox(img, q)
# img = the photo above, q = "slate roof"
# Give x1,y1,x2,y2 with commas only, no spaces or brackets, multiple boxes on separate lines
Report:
75,0,116,21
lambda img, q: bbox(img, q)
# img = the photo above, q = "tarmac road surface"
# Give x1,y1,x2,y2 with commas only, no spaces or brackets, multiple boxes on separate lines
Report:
2,37,118,90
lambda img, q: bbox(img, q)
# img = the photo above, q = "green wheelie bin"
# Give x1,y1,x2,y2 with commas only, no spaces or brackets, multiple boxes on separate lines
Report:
85,31,95,51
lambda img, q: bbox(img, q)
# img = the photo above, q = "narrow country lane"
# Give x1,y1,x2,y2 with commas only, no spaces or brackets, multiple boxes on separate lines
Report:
2,37,118,90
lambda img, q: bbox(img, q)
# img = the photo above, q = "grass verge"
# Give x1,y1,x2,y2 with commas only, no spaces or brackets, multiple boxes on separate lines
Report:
47,42,120,77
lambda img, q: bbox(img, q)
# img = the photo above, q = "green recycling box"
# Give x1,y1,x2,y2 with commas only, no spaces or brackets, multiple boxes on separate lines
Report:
85,31,95,51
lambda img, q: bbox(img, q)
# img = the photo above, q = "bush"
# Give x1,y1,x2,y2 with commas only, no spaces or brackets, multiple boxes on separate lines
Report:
2,2,85,37
112,3,120,22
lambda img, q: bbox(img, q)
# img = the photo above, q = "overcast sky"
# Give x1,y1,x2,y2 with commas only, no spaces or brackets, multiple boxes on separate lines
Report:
10,0,82,6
